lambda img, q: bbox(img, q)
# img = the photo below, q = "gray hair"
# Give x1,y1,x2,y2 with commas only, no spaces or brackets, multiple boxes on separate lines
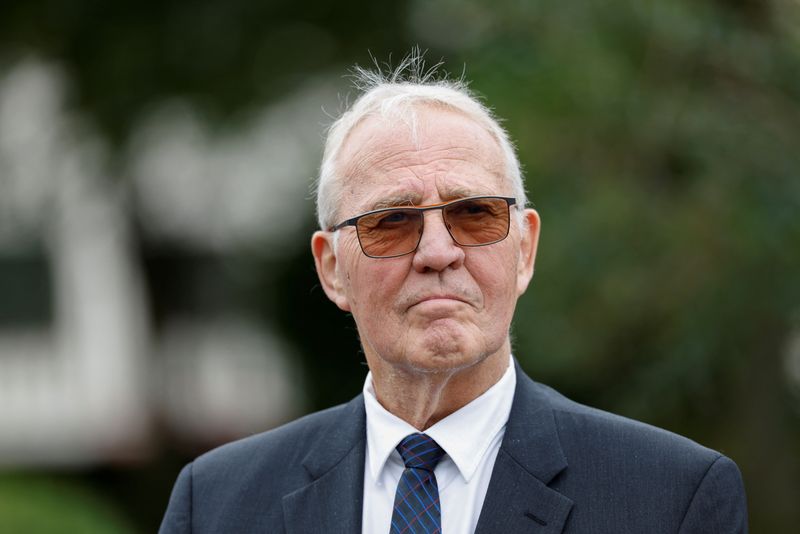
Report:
315,53,528,230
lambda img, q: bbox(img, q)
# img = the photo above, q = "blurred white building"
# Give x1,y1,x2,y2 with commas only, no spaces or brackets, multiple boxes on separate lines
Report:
0,58,333,466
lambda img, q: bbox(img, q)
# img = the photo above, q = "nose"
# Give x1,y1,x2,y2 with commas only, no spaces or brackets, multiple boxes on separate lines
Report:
411,210,465,273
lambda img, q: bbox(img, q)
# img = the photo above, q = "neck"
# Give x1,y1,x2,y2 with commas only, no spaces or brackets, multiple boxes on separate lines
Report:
369,344,510,430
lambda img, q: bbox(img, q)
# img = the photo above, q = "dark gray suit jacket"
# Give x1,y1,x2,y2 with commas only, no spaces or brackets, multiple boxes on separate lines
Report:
160,364,748,533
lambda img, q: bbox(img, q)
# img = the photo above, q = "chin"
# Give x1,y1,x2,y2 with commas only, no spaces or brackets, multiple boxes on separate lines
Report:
406,346,485,374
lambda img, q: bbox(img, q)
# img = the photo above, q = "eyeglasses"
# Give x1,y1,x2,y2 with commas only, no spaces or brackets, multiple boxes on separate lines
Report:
329,196,517,258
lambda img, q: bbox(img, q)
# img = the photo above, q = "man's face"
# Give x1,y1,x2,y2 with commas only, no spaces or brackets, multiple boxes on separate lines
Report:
312,107,539,377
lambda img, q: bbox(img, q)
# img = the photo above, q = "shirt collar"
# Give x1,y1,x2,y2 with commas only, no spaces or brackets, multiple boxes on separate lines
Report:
363,356,516,484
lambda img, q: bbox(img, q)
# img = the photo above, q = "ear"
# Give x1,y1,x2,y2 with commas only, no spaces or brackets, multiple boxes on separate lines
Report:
516,209,541,296
311,231,351,311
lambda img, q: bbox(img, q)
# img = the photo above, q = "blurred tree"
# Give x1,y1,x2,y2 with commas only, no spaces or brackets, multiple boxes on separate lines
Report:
446,1,800,529
0,475,135,533
0,0,415,143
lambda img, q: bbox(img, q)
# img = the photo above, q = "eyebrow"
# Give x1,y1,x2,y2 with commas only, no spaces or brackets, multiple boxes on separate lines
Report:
442,186,482,200
369,194,422,211
368,187,496,212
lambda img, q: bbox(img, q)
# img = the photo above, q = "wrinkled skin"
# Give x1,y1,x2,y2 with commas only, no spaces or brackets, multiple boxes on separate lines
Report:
312,106,540,429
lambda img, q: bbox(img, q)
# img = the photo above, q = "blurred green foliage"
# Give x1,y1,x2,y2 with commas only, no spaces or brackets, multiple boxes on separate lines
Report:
1,0,799,531
461,3,800,529
0,475,134,533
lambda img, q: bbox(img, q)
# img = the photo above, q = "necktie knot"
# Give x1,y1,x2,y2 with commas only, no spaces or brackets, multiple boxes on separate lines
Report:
396,433,445,471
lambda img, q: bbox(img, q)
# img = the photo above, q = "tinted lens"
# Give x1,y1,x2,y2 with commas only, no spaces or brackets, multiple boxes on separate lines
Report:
444,197,510,246
356,209,423,257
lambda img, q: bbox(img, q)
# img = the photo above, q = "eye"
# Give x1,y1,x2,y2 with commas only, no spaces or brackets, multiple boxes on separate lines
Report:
380,211,410,224
365,209,417,230
464,202,490,214
451,200,493,217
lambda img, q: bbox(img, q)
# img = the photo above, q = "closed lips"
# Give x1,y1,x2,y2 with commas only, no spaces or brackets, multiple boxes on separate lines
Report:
412,295,468,306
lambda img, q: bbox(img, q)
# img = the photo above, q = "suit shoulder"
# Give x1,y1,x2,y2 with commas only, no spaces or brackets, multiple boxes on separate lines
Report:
163,396,365,532
193,398,357,476
536,382,722,467
520,380,747,531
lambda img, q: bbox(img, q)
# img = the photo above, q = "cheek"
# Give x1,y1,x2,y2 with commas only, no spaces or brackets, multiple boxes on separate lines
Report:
340,251,407,315
336,236,365,306
469,251,520,311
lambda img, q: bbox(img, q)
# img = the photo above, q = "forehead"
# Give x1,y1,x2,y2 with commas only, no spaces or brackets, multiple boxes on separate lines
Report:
336,106,508,214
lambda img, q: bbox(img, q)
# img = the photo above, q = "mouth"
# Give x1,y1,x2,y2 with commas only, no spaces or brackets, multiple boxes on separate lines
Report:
410,294,469,308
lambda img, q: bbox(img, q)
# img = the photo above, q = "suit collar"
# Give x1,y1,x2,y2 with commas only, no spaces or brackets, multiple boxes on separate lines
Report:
294,360,566,482
282,363,575,533
502,360,569,484
474,361,574,533
300,394,366,478
282,395,366,534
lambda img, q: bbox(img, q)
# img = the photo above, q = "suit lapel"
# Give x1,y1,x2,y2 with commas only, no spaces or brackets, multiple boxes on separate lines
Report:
282,395,366,534
475,364,574,533
280,365,573,534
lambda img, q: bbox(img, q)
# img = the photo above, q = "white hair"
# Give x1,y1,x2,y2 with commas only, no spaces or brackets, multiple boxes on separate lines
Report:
315,53,528,230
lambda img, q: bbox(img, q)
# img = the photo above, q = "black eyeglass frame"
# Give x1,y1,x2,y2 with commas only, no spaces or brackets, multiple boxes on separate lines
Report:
329,195,518,259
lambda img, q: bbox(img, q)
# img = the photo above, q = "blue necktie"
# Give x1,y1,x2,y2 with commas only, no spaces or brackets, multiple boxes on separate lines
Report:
390,433,446,534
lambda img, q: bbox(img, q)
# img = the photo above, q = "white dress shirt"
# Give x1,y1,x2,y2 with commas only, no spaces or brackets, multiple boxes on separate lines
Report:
362,357,517,534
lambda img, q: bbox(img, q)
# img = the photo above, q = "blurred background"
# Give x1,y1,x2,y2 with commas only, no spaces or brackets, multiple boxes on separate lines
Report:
0,0,798,532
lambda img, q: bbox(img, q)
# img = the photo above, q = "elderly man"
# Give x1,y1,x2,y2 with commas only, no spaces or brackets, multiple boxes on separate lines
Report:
160,59,748,533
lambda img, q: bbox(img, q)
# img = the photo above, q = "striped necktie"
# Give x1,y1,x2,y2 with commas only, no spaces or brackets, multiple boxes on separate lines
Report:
390,433,446,534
